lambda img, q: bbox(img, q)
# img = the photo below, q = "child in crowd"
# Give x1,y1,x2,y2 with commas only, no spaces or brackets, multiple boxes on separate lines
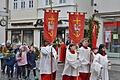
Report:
16,45,28,79
26,46,38,80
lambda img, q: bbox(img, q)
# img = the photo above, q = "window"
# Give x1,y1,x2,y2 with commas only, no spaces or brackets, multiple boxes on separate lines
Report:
13,0,18,9
91,0,94,6
63,0,66,3
45,0,49,5
23,30,33,45
21,1,25,8
12,30,21,44
59,0,62,3
29,0,33,8
59,0,66,4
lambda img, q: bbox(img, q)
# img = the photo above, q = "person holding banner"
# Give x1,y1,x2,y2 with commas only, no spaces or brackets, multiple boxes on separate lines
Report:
59,39,66,63
62,43,80,80
41,8,60,80
90,44,110,80
78,38,91,80
39,40,58,80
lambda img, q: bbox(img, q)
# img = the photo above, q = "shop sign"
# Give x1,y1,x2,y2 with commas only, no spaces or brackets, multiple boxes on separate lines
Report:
113,34,119,39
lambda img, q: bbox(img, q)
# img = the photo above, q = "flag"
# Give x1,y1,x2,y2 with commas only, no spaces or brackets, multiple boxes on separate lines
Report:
69,12,85,44
92,21,97,48
44,10,60,43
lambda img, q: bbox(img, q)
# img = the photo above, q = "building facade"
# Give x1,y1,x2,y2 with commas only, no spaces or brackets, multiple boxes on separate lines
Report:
8,0,39,47
0,0,7,44
94,0,120,57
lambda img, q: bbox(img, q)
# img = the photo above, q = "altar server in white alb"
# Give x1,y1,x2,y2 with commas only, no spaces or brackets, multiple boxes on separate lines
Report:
78,38,91,80
39,40,58,80
90,44,111,80
62,43,80,80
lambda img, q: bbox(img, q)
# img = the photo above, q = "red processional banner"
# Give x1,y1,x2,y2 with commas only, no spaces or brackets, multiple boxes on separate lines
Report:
69,12,85,44
92,21,97,49
44,10,60,43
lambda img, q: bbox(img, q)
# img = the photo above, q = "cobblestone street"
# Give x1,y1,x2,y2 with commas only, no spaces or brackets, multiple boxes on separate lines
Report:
0,63,120,80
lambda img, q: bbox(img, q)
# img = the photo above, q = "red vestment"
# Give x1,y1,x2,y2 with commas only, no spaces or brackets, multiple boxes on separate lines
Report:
59,43,66,62
62,75,80,80
79,72,91,80
40,72,56,80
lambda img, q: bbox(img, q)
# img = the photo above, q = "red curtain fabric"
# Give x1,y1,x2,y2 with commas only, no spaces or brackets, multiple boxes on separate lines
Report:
44,10,59,43
59,43,66,62
69,12,85,44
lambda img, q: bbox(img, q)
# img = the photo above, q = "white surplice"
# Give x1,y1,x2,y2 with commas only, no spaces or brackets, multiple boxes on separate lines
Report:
78,46,91,73
40,45,58,74
62,49,80,76
90,54,109,80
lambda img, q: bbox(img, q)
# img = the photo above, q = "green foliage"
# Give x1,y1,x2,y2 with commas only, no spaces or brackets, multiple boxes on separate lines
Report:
53,38,60,48
86,16,100,48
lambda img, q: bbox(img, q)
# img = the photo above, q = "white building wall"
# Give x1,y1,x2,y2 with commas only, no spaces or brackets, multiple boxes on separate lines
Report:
7,30,11,41
77,0,93,18
0,0,6,12
0,0,6,44
38,6,75,19
38,0,92,19
0,26,5,44
38,0,74,9
94,0,120,13
9,0,38,21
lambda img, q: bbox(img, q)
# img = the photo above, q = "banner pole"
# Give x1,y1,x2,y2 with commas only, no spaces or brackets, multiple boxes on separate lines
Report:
50,0,53,80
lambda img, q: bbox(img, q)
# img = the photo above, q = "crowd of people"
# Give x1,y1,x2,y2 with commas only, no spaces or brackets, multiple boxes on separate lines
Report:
0,38,111,80
0,42,40,80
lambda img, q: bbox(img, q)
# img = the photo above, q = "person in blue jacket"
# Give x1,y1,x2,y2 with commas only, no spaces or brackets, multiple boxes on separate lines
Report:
27,46,38,80
5,51,16,80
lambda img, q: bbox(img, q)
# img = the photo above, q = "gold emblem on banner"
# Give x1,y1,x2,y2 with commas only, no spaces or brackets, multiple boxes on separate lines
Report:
48,16,54,36
73,17,81,37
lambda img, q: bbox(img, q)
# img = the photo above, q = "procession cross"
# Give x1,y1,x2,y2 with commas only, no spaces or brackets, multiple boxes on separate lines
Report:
73,17,81,25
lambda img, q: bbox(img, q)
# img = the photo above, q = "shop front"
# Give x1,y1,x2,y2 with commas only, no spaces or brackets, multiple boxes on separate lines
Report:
104,21,120,58
11,29,34,45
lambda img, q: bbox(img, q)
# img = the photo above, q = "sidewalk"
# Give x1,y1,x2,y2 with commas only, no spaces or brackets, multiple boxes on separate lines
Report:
109,58,120,65
109,58,120,72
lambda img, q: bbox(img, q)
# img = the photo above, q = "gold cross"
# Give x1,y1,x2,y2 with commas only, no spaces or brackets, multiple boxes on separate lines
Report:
73,17,81,24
